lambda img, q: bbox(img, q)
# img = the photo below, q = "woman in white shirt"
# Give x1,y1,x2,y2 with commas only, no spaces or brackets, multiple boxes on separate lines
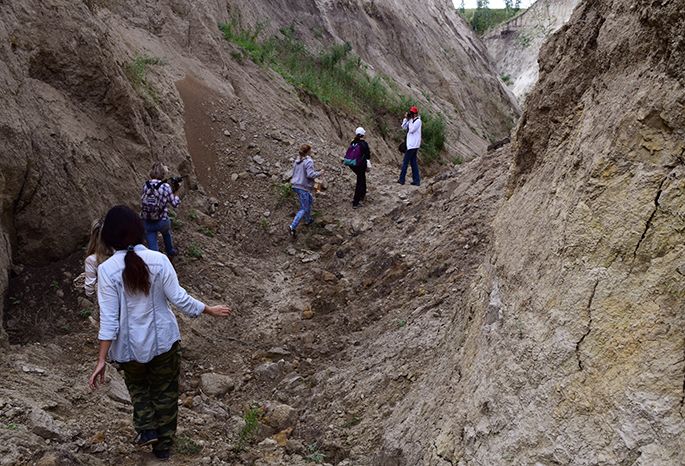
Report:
84,218,111,297
88,205,231,461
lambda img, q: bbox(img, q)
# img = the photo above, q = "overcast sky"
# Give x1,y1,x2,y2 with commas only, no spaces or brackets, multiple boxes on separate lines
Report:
453,0,535,8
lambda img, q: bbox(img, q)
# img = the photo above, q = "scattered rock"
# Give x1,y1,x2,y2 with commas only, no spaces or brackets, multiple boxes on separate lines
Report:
36,452,64,466
200,373,235,396
272,427,293,447
88,431,105,444
223,130,231,137
254,361,287,381
20,364,47,376
267,347,291,358
29,408,67,441
231,173,239,182
257,437,279,452
263,402,297,431
302,308,315,320
301,253,320,264
107,366,131,404
321,271,336,282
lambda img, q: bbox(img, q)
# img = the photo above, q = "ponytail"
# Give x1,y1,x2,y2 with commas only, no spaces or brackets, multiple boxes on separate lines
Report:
101,205,151,295
123,247,151,295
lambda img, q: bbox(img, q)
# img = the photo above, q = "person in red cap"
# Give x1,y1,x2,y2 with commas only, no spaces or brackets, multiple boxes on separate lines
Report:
398,106,421,186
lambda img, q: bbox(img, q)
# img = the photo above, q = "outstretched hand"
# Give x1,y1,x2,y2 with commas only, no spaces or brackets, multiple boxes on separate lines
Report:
88,360,106,390
204,305,232,317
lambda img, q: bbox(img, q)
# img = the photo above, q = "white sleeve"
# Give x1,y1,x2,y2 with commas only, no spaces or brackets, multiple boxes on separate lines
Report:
84,257,97,296
408,119,421,135
161,256,205,317
401,118,409,130
97,268,120,341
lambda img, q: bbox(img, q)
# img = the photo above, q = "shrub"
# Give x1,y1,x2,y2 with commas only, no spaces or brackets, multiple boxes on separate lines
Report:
125,55,164,102
421,113,447,165
187,244,203,259
220,21,446,161
175,435,202,455
199,227,215,238
274,182,294,204
304,442,326,463
235,405,264,451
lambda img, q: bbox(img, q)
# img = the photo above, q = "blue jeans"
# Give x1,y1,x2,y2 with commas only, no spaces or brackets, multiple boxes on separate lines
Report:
399,148,420,185
291,188,313,230
144,218,176,256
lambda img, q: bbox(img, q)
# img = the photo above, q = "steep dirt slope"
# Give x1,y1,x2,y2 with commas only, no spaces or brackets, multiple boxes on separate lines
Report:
0,0,518,346
484,0,579,102
364,0,685,463
214,0,520,159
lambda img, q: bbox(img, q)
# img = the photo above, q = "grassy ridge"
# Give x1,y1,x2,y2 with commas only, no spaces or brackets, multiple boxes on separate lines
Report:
460,8,526,34
220,21,446,163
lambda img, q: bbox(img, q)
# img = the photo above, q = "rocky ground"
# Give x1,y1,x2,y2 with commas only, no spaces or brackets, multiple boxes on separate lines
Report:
0,68,507,465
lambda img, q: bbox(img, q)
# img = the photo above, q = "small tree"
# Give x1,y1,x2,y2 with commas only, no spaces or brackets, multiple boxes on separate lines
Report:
514,0,522,11
504,0,513,12
459,0,465,14
471,0,491,34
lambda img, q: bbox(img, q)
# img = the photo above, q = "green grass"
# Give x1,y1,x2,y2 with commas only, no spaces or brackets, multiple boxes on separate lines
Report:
500,73,512,85
187,244,203,259
175,435,202,455
460,8,526,34
304,442,326,463
274,182,294,205
79,308,92,320
259,218,270,232
220,21,446,162
397,319,407,328
235,406,264,451
125,55,164,102
199,227,215,238
188,210,199,222
452,155,464,166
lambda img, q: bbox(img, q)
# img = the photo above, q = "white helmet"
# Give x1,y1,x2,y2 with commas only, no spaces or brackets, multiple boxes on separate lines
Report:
355,127,366,136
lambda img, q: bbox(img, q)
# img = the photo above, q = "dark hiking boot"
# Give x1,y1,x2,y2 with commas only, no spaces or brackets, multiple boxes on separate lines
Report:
134,430,159,446
153,449,171,461
289,225,297,240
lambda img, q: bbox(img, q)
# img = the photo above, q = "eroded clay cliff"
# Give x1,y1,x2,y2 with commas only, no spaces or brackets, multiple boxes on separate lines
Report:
0,0,518,345
374,0,685,463
484,0,579,103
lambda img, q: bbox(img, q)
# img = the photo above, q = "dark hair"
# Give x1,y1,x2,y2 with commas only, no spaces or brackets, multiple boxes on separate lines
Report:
101,205,151,295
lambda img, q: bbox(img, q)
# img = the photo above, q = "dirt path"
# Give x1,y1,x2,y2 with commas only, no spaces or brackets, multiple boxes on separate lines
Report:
0,61,509,464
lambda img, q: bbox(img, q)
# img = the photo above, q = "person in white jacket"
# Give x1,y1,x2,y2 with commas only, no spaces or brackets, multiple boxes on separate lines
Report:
84,218,111,297
398,105,422,186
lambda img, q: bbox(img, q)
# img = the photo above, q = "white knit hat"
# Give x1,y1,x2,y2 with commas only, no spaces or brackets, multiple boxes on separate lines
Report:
355,127,366,136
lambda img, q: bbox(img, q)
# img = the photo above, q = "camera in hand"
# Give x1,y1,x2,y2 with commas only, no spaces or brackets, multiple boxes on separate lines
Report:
164,176,183,192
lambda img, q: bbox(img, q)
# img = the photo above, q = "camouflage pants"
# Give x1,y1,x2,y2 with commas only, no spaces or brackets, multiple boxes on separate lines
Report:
120,342,181,452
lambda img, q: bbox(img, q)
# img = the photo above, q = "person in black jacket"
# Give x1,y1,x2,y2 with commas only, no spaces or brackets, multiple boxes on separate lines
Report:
349,127,371,208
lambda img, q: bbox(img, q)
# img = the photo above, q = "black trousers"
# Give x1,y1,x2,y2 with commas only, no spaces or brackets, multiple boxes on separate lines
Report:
350,164,366,206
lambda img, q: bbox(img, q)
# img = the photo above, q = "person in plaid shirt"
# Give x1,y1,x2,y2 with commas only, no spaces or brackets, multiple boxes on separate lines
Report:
141,163,180,256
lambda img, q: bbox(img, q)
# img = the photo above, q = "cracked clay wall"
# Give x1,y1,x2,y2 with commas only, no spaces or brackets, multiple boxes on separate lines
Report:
380,1,685,464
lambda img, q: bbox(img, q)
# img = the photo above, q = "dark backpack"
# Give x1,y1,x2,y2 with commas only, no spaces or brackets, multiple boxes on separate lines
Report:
140,180,165,221
343,142,363,167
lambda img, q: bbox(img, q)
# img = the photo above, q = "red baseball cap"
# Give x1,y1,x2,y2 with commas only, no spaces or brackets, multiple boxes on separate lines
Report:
409,106,419,113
